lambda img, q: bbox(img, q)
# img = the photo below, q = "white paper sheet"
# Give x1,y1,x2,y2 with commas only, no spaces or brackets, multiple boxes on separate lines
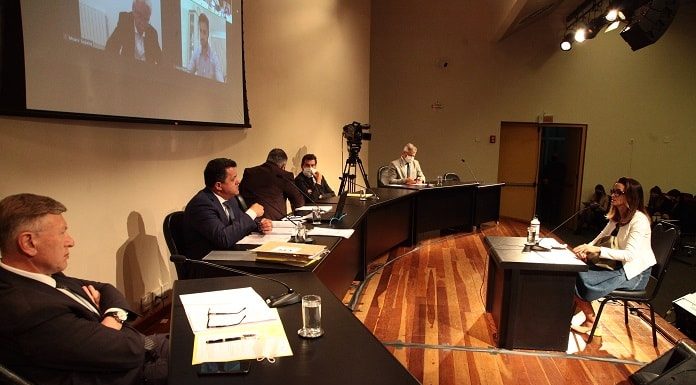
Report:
307,227,355,239
236,233,291,245
179,287,277,333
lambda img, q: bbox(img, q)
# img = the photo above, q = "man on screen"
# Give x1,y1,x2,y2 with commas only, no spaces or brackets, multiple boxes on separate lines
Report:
105,0,162,64
188,13,225,82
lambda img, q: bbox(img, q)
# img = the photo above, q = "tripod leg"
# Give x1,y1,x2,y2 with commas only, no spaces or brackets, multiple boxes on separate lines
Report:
356,158,371,190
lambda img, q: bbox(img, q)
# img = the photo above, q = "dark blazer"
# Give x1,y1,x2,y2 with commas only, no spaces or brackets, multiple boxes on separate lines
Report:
239,162,305,220
294,173,335,201
105,11,162,64
183,188,258,260
0,269,145,385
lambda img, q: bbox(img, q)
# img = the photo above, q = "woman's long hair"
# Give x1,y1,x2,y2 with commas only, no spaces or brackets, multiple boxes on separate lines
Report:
607,177,649,223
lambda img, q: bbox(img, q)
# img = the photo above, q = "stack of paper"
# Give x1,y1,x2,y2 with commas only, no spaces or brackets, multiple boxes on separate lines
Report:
179,287,293,364
251,241,327,267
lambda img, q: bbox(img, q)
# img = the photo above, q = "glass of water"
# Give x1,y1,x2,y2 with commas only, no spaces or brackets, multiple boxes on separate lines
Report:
312,207,322,225
436,175,443,185
298,295,324,338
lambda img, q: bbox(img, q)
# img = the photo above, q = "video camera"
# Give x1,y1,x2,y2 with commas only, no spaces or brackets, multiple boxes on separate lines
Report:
342,121,371,152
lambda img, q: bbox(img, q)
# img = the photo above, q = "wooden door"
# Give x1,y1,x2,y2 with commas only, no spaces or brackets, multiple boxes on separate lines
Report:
498,122,540,221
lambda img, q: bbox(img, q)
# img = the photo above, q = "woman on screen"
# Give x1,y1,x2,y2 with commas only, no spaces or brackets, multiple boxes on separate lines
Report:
570,177,655,334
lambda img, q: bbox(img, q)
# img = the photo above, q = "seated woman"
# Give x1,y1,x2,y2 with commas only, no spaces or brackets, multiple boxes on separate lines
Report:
571,177,656,334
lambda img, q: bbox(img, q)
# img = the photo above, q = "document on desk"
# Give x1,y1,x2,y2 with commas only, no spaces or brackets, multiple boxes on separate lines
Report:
179,287,276,333
236,233,291,245
181,287,294,364
294,205,333,212
191,310,292,364
307,227,355,239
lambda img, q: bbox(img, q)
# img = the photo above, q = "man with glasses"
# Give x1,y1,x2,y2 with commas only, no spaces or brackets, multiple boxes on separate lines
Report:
0,193,168,385
381,143,426,186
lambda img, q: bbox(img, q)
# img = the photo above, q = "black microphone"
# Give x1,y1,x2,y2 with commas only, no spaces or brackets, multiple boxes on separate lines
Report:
276,174,323,213
460,159,480,183
170,255,301,307
351,180,380,200
544,205,593,239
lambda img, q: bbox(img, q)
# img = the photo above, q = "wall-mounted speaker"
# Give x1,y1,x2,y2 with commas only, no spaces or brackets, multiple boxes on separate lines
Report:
620,0,680,51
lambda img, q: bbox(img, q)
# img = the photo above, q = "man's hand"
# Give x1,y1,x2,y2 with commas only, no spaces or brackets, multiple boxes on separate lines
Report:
82,285,101,310
259,218,273,233
101,315,123,331
405,177,417,185
314,170,323,184
250,203,264,217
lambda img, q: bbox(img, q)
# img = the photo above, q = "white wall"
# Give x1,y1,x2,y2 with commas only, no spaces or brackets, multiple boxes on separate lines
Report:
0,0,370,309
369,1,696,199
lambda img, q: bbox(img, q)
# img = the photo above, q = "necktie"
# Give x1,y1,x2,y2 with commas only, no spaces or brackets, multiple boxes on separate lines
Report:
406,163,411,179
53,275,99,314
223,201,235,224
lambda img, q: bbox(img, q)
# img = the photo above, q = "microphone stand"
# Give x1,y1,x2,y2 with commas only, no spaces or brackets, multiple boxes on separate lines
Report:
169,255,301,307
524,205,593,252
460,159,480,183
350,180,380,200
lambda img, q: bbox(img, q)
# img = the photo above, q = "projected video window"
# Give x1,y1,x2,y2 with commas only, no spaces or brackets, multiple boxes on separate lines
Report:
78,0,163,64
16,0,247,126
181,0,227,83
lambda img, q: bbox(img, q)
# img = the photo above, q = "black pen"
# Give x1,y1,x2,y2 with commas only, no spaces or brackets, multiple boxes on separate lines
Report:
206,334,256,344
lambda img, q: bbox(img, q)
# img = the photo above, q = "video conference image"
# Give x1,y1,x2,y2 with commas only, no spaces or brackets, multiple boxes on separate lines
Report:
20,0,246,125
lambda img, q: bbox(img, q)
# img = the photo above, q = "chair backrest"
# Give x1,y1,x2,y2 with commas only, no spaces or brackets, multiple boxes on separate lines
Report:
443,172,460,182
377,165,391,187
0,363,34,385
648,220,680,295
235,195,249,211
163,211,188,279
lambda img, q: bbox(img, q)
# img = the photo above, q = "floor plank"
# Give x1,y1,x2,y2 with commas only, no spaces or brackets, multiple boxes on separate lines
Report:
343,219,686,385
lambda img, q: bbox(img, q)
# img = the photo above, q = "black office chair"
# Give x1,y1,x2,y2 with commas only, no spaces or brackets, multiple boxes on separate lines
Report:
235,195,249,211
443,172,460,182
163,211,189,280
587,220,681,346
0,363,34,385
377,165,391,187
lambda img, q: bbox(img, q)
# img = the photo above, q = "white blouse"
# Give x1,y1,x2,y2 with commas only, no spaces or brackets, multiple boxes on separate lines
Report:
590,211,656,280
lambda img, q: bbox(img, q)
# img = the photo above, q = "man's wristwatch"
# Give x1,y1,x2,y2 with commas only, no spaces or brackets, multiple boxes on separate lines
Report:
103,309,128,324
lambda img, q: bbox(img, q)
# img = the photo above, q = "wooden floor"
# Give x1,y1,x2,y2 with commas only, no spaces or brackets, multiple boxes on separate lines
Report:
342,219,683,385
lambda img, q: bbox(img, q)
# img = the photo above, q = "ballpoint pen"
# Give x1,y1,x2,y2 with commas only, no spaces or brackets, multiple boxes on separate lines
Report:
206,334,257,344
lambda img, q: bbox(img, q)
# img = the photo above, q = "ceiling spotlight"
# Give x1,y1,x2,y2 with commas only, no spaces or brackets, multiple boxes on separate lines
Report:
560,33,574,51
605,20,621,32
574,28,587,43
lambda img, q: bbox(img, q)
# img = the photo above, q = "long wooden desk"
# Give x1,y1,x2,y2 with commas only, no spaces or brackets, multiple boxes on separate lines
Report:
484,236,587,351
187,183,500,300
169,273,420,385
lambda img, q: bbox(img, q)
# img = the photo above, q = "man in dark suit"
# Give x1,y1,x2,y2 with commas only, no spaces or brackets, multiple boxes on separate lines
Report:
105,0,162,64
183,158,273,261
294,153,335,201
239,149,305,220
0,193,168,385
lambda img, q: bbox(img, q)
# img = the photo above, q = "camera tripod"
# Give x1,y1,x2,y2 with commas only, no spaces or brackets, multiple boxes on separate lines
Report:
338,148,371,195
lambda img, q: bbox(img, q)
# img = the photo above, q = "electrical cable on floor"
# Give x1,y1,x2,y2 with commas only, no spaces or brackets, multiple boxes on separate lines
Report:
381,340,647,366
347,232,468,311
